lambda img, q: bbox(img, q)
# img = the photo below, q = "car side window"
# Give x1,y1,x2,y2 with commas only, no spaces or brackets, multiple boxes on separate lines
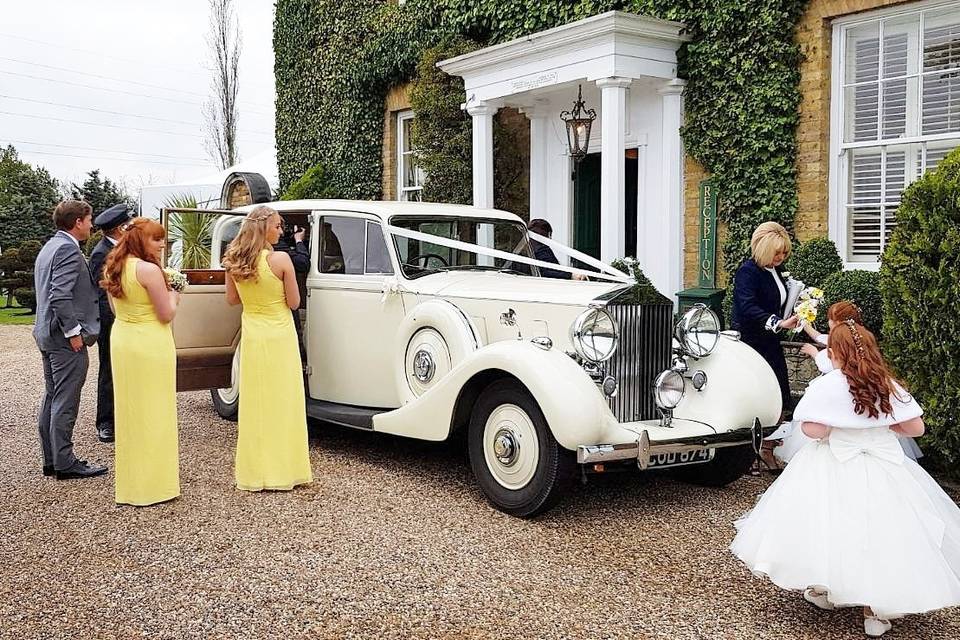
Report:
365,222,394,275
320,216,364,275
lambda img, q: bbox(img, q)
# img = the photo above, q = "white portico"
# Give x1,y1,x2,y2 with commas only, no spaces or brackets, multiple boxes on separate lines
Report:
438,11,689,300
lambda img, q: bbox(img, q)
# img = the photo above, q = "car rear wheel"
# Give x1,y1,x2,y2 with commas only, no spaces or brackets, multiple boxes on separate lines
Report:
210,348,239,422
670,444,755,487
468,379,574,517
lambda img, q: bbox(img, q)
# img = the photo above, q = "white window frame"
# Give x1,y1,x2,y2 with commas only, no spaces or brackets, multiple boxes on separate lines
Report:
396,110,424,202
829,0,960,270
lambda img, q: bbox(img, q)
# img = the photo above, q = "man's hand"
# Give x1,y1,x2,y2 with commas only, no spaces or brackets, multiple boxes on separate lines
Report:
572,273,588,281
293,226,305,243
69,335,83,352
800,343,819,359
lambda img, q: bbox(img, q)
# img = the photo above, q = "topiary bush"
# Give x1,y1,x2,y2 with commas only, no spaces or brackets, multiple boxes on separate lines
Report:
281,164,340,201
880,146,960,475
786,237,842,289
13,286,36,313
820,269,882,339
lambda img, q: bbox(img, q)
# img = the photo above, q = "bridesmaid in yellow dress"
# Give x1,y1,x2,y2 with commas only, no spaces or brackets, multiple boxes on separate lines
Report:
222,205,313,491
100,218,180,506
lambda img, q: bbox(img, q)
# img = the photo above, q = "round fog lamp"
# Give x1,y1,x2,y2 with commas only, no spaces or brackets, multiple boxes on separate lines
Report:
653,370,685,409
570,308,619,363
691,370,708,391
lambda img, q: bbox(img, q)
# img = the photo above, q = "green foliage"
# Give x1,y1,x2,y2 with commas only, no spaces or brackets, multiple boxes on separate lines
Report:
786,237,843,289
275,0,805,273
13,286,36,313
880,146,960,474
0,247,21,307
0,239,39,312
820,269,882,339
164,194,217,270
281,164,340,200
409,39,477,205
84,230,103,257
0,145,60,249
70,169,135,217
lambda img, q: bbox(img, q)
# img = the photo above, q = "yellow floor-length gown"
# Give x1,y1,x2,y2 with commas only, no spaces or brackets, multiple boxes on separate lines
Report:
112,257,180,506
233,250,313,491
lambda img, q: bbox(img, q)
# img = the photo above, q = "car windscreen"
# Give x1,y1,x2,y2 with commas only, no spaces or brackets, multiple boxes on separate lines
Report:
390,217,536,278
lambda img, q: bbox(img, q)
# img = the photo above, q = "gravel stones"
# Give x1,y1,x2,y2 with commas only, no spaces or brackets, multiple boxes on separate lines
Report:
2,324,959,639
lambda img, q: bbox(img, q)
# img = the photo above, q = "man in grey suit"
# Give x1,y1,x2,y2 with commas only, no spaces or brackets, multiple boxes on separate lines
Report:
33,200,107,479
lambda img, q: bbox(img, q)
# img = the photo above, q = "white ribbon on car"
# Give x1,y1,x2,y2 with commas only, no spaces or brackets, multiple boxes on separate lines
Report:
384,225,633,284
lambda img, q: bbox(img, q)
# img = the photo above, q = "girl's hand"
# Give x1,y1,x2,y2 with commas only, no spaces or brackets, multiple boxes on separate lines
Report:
800,343,819,359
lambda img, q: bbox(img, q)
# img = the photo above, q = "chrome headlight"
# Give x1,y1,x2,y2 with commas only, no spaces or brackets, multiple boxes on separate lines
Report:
653,369,685,409
570,308,619,363
675,304,720,358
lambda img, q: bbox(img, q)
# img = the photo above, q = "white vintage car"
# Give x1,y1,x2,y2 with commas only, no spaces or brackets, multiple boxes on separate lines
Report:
166,199,781,517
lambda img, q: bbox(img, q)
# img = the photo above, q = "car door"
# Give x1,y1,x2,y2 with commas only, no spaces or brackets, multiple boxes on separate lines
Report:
162,207,243,392
306,212,406,408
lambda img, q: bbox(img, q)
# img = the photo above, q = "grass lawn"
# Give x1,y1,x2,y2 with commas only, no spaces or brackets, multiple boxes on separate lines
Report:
0,298,34,325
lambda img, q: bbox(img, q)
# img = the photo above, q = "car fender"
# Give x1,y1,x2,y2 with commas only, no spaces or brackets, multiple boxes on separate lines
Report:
673,335,782,430
374,340,611,449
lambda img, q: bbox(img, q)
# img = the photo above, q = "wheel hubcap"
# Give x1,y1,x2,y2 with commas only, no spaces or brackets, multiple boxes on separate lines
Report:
483,404,539,490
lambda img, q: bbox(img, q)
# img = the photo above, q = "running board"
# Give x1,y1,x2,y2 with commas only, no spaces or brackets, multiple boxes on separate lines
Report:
306,399,387,430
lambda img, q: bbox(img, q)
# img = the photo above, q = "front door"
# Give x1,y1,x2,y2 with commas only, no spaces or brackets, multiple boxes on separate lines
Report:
572,151,640,261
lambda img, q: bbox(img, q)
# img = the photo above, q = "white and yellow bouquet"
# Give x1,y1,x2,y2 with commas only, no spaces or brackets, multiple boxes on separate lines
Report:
163,267,188,293
792,286,824,331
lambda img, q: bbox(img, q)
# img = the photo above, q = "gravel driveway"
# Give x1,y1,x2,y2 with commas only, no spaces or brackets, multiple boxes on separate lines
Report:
2,324,959,639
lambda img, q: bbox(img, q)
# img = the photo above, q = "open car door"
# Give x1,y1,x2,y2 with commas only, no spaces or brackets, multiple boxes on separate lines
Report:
161,207,243,392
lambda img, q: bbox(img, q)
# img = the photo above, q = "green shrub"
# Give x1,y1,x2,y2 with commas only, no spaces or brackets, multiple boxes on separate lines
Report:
786,237,842,289
820,269,882,339
84,230,103,256
880,146,960,474
13,286,36,313
281,164,339,201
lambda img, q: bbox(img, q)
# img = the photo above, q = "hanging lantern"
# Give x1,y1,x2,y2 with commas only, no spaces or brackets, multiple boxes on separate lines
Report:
560,84,596,163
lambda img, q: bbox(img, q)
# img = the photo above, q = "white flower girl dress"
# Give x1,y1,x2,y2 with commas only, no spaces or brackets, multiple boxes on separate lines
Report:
731,369,960,620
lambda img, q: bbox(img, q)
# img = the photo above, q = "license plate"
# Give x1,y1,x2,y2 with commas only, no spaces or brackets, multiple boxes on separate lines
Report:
647,448,715,469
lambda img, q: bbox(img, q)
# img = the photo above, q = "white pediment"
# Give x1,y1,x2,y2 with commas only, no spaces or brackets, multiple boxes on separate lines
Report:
438,11,688,102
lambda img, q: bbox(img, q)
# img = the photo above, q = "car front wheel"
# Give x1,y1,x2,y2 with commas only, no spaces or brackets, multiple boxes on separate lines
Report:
210,348,239,422
468,379,574,517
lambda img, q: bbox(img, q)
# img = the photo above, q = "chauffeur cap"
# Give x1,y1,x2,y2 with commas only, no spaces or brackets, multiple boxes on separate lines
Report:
94,203,133,230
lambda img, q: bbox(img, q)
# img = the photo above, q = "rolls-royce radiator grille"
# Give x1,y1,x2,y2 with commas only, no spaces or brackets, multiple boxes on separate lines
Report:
605,301,674,422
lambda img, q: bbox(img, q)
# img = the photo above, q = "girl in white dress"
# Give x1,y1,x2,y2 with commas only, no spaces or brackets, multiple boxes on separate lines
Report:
773,301,922,463
732,320,960,637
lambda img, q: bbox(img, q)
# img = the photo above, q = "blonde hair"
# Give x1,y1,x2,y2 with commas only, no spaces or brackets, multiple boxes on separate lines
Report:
750,222,792,267
222,205,278,282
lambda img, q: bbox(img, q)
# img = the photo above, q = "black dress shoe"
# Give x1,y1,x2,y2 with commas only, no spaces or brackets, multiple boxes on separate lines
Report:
43,465,54,477
56,461,108,480
97,426,115,443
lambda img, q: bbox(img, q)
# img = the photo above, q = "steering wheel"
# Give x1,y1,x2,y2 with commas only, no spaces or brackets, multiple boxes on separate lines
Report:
407,253,449,268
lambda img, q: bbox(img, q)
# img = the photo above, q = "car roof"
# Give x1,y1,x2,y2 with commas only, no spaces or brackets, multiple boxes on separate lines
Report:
232,199,525,223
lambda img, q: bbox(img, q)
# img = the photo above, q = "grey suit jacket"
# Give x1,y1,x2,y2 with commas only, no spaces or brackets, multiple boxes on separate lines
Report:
33,231,100,352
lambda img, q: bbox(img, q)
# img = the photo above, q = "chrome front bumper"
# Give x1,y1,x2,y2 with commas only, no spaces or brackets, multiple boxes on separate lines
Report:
576,418,774,470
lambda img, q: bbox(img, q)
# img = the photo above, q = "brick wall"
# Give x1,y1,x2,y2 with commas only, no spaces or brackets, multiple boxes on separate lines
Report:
382,84,413,201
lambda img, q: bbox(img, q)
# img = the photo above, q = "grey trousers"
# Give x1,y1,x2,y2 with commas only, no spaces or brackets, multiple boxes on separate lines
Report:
38,346,89,470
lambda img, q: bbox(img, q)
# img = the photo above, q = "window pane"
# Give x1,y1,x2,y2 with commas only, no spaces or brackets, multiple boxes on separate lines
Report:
320,216,365,275
922,70,960,134
402,117,413,153
882,76,914,138
847,23,880,84
925,140,960,172
884,148,907,203
848,150,882,205
882,27,911,78
923,9,960,73
848,206,882,259
365,222,394,274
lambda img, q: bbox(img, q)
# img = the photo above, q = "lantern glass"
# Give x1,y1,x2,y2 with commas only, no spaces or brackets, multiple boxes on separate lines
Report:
560,84,597,163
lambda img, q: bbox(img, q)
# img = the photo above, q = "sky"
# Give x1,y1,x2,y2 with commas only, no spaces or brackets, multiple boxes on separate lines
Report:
0,0,276,195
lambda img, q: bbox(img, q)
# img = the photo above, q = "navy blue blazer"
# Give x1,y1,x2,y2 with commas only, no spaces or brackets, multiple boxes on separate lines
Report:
731,259,788,340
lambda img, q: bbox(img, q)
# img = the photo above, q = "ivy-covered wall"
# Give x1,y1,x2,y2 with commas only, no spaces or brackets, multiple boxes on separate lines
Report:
274,0,807,278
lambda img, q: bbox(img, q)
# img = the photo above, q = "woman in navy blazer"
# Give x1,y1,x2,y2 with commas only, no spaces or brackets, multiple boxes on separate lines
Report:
731,222,799,416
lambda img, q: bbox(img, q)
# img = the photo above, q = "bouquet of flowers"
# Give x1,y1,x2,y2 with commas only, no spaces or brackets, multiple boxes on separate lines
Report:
163,267,188,293
792,286,824,331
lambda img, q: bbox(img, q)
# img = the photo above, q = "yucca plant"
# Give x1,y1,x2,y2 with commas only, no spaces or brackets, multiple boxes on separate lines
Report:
164,193,218,269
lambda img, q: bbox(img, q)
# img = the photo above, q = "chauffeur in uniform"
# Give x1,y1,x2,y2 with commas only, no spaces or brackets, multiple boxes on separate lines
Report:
88,203,132,443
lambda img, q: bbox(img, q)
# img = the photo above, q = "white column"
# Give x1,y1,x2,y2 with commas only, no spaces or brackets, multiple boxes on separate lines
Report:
658,78,686,304
467,101,499,264
467,101,497,209
597,77,631,263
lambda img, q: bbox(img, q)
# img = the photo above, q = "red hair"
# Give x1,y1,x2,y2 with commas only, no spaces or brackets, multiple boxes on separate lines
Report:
827,300,863,325
828,321,901,418
100,218,167,299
